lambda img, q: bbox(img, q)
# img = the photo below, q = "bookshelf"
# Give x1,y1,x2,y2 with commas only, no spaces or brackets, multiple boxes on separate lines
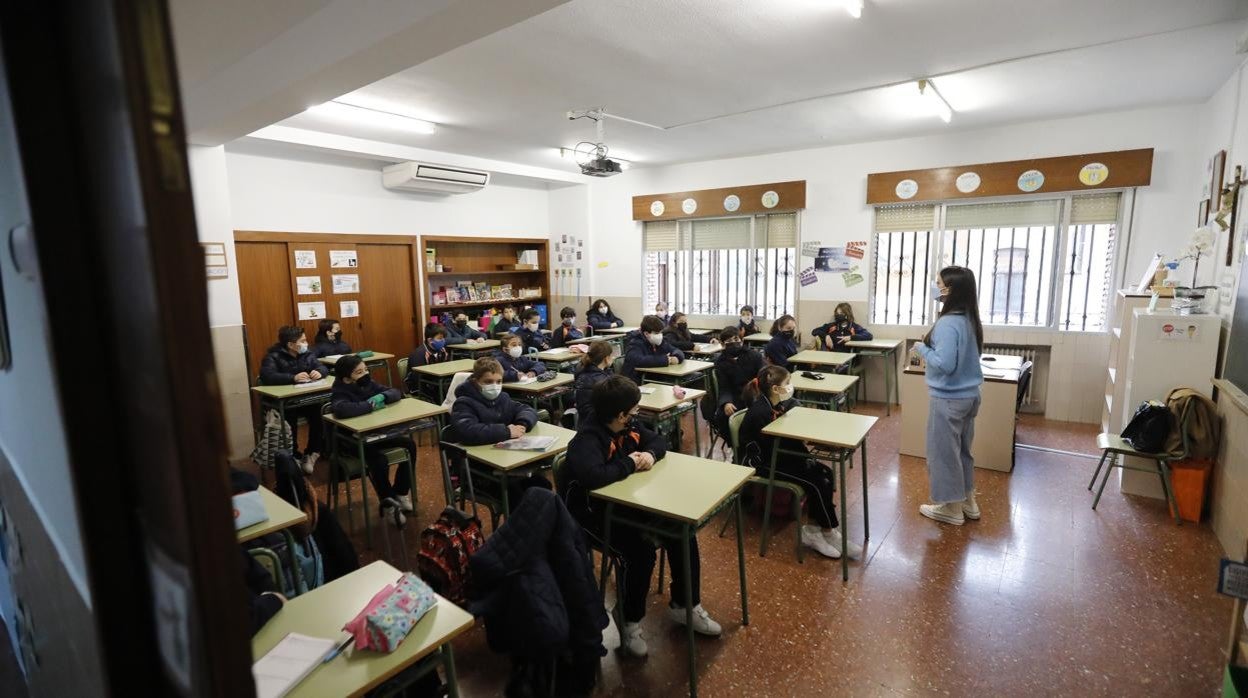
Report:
418,235,550,338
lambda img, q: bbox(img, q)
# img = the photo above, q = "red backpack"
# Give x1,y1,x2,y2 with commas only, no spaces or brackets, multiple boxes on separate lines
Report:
417,507,485,605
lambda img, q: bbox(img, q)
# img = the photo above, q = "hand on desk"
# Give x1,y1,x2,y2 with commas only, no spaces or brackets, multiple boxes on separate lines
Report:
508,424,527,439
368,394,386,410
309,370,323,380
293,372,311,383
667,356,680,366
629,451,655,471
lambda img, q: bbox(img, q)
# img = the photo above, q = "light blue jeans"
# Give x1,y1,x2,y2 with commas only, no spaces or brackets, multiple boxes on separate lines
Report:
926,394,981,503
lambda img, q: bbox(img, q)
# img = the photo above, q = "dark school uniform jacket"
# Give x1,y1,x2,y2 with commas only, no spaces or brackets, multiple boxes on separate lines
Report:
621,331,685,383
259,343,325,385
551,323,584,348
494,349,548,382
312,338,352,358
738,318,760,337
764,333,798,371
739,394,807,469
560,418,666,526
813,320,873,350
444,321,486,343
515,325,551,352
572,363,612,424
662,324,711,352
405,343,450,392
450,379,539,445
714,346,764,412
330,378,402,418
586,307,624,330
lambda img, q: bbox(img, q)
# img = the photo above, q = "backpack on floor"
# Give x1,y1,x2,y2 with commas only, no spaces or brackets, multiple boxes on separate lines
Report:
1120,400,1172,454
417,507,485,605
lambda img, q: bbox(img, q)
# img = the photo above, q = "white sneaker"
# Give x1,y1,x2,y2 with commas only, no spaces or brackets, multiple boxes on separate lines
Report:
962,491,981,520
396,494,414,513
801,525,842,559
620,622,648,657
919,502,965,526
668,603,722,637
301,452,319,475
824,527,863,560
380,500,406,527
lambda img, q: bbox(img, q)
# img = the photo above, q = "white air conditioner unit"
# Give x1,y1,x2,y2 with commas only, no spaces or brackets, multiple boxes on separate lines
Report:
381,161,490,194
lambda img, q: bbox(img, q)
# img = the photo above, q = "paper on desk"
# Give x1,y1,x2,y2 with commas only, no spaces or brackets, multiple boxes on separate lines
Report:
299,379,328,387
638,387,656,394
982,369,1008,378
253,632,336,698
513,376,538,385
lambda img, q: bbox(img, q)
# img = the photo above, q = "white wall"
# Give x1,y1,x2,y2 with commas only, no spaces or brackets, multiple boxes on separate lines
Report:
1195,59,1248,321
189,145,243,327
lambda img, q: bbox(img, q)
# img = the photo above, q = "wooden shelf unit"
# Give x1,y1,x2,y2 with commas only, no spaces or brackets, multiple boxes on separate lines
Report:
1102,291,1152,434
418,235,550,337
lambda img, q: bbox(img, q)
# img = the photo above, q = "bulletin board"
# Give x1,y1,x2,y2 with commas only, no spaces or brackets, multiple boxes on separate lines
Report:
551,233,586,303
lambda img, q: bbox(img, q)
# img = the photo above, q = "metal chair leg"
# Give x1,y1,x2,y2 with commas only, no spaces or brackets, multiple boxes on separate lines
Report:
1088,450,1110,490
1091,453,1116,510
1157,459,1181,525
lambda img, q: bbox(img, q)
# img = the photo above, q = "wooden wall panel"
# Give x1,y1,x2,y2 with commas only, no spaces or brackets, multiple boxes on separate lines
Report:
632,180,806,221
235,241,293,379
285,242,356,343
356,243,417,379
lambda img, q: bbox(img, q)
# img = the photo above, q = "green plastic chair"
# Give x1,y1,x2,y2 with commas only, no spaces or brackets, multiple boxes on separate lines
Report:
325,403,417,548
719,408,807,561
248,548,287,596
611,356,625,375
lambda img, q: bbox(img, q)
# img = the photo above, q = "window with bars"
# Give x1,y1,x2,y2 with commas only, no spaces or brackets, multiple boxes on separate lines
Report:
870,192,1123,331
643,213,797,320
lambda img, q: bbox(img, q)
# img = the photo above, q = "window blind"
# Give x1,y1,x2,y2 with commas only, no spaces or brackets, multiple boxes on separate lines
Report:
757,212,798,248
642,220,679,251
691,217,751,250
1070,192,1121,225
874,204,937,233
944,200,1060,229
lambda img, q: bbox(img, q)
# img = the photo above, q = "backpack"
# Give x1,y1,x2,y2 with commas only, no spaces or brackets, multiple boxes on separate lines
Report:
417,507,485,605
1120,400,1172,454
250,409,291,471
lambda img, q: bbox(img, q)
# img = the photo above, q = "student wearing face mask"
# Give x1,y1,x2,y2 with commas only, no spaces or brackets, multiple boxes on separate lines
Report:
763,314,799,370
739,365,860,560
551,306,584,348
712,326,763,436
445,311,486,344
494,333,548,382
813,302,873,350
586,298,624,331
260,325,327,473
330,355,415,522
313,318,352,357
737,305,760,337
621,315,684,382
661,312,713,351
654,302,670,326
405,324,450,397
490,306,521,339
571,341,615,425
515,308,551,352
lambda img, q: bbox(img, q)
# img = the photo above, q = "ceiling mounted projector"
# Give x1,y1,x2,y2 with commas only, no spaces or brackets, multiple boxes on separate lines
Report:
566,108,625,177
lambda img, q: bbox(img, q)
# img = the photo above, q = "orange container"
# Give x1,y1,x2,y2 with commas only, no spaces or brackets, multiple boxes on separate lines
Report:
1170,457,1213,523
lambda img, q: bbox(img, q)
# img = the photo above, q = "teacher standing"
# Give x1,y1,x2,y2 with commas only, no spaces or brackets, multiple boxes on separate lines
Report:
912,266,985,526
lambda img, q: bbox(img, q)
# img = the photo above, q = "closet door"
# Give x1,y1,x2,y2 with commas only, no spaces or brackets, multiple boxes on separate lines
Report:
356,243,418,381
235,241,293,379
285,242,358,347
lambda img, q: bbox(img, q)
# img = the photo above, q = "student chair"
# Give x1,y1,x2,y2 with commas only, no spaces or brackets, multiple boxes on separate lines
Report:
248,548,287,596
1088,403,1186,524
397,357,409,390
438,424,503,530
611,356,624,375
324,404,418,548
701,370,729,459
1011,361,1034,469
552,453,631,611
717,408,808,560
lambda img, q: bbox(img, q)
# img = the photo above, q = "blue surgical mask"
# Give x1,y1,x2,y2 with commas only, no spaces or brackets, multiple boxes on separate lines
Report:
431,339,446,351
930,282,944,302
296,342,309,354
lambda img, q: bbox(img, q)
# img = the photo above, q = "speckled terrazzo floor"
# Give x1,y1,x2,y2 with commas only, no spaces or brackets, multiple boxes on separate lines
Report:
283,401,1232,697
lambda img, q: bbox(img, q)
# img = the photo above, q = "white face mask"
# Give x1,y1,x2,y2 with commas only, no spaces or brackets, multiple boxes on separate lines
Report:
776,384,794,402
647,332,664,346
507,346,523,358
741,315,752,324
598,305,608,313
930,282,945,302
527,322,539,331
481,383,503,400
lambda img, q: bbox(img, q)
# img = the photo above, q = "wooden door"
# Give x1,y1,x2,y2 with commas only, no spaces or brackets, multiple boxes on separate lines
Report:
235,241,293,380
285,241,357,347
356,243,418,380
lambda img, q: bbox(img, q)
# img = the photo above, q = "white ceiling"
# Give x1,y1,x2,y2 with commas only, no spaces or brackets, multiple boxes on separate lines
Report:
269,0,1248,168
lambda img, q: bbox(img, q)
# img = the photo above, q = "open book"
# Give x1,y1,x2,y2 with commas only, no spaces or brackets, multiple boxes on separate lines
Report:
253,633,337,698
494,435,557,451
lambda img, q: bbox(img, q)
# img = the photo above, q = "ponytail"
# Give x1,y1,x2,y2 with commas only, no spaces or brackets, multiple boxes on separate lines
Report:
580,341,613,371
743,365,789,404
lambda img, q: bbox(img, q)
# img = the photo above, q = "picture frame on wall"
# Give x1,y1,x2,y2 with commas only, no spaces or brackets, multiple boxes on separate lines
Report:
1198,198,1210,226
1210,150,1226,223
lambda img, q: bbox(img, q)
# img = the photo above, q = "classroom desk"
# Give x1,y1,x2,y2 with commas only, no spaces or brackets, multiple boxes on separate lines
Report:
319,352,396,385
789,372,859,412
252,378,336,453
980,353,1024,371
410,359,476,402
565,334,608,345
787,349,856,371
762,406,878,581
597,325,638,335
238,486,309,594
898,356,1021,473
635,358,715,390
591,452,752,698
322,398,448,546
252,560,474,698
534,347,583,373
637,383,707,455
686,342,723,359
502,372,575,417
452,421,575,518
844,338,903,416
446,339,500,360
743,332,772,346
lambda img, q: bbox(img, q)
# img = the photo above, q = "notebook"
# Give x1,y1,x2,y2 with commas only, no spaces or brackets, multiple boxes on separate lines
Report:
253,633,337,698
512,376,538,385
494,435,557,451
638,386,656,394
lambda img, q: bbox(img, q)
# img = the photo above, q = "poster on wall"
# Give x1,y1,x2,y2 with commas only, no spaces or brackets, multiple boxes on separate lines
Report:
297,301,326,320
329,250,358,268
340,300,359,318
294,250,317,269
801,241,823,258
814,247,854,273
296,276,322,295
332,274,360,294
799,267,818,287
842,268,864,287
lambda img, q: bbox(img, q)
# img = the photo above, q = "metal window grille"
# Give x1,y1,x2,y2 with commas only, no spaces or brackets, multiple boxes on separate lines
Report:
1059,193,1121,332
871,204,937,325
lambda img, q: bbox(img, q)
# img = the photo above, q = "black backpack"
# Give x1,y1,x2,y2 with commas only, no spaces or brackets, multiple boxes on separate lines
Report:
1120,400,1172,454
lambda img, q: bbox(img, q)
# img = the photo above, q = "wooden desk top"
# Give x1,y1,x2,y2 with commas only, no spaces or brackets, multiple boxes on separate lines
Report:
237,487,308,543
457,422,575,471
789,350,855,368
446,340,500,351
590,452,753,524
410,359,476,377
597,326,638,335
637,384,706,412
251,561,474,698
534,348,582,362
743,332,772,344
635,359,714,377
687,343,723,357
318,352,396,365
762,406,877,449
251,377,336,399
566,335,608,345
790,372,859,395
844,338,903,351
322,397,447,434
502,372,575,393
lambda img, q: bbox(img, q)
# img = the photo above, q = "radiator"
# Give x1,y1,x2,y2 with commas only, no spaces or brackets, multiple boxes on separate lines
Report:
984,344,1040,407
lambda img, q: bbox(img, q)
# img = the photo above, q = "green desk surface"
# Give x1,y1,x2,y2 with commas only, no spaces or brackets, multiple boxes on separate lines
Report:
251,377,336,399
534,348,582,362
844,338,903,351
597,326,638,335
635,359,714,378
322,397,448,434
237,487,308,543
251,561,473,698
455,422,576,471
502,372,575,393
687,343,723,356
762,406,877,449
789,349,855,367
590,452,752,524
743,332,772,344
410,359,476,377
638,384,706,412
318,352,396,365
789,372,859,395
446,340,500,352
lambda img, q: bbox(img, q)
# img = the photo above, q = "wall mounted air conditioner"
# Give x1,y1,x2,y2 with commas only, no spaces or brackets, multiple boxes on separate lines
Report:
381,161,490,194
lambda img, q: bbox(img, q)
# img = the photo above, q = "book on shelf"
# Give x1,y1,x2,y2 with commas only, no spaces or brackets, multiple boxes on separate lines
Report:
473,281,490,301
433,290,446,306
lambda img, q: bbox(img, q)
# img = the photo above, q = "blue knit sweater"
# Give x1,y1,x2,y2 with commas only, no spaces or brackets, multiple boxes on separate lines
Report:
914,313,983,399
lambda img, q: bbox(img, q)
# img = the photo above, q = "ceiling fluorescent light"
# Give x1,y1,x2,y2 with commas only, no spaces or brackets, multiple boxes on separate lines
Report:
842,0,862,19
307,101,437,134
917,79,953,123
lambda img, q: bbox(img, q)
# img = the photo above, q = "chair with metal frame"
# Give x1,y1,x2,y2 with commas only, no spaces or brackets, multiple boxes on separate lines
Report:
1088,401,1187,524
1011,360,1033,469
248,548,287,597
717,408,808,560
324,403,417,548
